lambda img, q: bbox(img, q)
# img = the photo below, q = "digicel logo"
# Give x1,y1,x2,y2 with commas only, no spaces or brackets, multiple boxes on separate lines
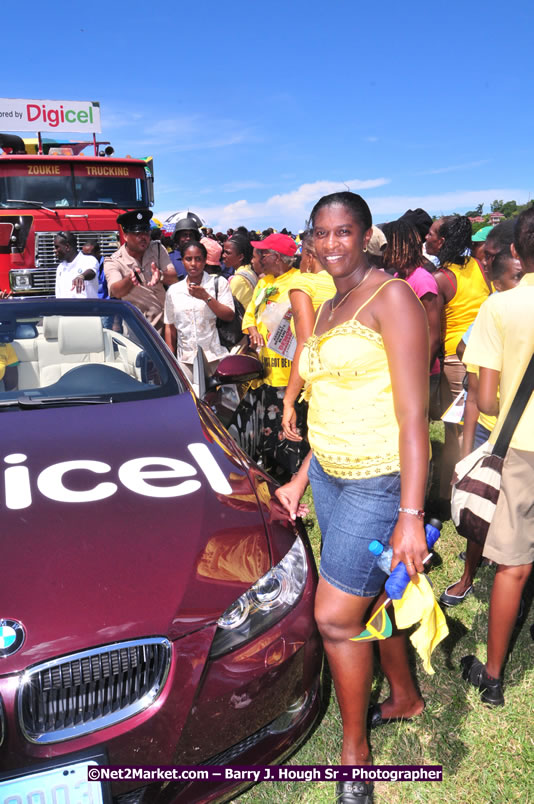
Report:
26,102,94,128
3,443,232,509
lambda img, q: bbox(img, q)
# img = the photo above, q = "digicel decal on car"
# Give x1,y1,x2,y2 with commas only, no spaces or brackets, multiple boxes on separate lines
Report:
3,444,232,510
26,102,94,128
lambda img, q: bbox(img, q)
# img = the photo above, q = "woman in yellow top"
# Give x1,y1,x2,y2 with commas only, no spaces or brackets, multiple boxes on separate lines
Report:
282,231,336,441
241,233,307,481
223,235,260,309
425,215,491,506
276,192,429,804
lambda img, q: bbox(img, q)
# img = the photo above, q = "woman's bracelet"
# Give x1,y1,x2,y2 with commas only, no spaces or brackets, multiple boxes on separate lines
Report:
398,507,425,520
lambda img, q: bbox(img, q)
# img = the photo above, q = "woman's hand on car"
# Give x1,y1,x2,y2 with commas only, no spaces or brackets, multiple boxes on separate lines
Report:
274,481,309,521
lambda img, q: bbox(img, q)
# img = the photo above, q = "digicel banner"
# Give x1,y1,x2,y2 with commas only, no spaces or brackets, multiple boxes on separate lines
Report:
0,98,101,133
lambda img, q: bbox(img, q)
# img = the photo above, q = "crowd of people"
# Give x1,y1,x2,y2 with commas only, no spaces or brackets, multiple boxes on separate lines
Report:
3,196,530,804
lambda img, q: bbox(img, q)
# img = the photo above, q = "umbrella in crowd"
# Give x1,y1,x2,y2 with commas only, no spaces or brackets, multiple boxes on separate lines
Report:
161,210,207,232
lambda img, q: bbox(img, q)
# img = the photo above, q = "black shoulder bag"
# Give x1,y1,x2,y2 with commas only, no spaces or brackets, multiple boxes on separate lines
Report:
213,276,246,349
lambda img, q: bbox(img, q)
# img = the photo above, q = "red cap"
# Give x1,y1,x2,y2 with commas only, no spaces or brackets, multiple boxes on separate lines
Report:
250,233,297,257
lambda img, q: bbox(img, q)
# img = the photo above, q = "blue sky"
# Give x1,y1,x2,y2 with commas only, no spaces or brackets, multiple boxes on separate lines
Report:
5,0,533,232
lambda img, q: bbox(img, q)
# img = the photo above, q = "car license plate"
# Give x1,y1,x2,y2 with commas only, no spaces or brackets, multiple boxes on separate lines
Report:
0,759,104,804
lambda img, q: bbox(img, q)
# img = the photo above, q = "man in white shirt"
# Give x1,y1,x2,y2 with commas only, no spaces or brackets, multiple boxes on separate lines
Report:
54,232,99,298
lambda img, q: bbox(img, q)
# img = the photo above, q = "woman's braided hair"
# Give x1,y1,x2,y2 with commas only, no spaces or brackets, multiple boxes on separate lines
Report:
436,215,472,268
382,219,424,273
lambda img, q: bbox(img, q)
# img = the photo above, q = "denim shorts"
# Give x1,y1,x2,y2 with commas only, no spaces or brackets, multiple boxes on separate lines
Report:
308,454,401,597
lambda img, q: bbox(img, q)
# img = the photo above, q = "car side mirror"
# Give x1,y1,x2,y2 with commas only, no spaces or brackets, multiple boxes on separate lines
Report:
206,353,263,390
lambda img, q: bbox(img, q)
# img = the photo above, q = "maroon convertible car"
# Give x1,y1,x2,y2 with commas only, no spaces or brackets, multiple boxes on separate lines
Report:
0,299,322,803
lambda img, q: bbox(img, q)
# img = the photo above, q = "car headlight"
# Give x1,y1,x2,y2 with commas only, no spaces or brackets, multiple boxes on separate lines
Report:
209,536,308,658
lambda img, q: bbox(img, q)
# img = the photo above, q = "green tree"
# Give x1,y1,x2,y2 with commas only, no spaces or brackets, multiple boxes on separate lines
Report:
491,200,504,212
466,203,484,217
501,201,518,218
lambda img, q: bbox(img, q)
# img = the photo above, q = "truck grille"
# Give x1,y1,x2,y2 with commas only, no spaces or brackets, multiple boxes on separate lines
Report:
18,638,171,744
35,230,120,271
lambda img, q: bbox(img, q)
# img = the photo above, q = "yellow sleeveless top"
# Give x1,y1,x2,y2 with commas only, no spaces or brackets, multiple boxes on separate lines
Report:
442,257,490,356
300,280,401,479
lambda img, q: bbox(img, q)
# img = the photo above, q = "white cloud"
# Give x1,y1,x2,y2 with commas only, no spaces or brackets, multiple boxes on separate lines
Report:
157,183,530,233
186,177,389,230
369,189,530,219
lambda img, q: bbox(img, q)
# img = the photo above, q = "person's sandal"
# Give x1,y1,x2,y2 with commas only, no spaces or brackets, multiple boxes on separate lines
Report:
335,780,374,803
368,701,425,728
461,654,504,706
439,583,473,607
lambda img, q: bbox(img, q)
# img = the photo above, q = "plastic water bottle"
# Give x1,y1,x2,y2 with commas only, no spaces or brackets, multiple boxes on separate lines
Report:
368,519,442,601
369,519,442,574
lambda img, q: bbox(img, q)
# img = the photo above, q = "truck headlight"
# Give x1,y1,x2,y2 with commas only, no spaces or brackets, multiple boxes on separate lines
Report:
10,272,32,290
209,536,308,658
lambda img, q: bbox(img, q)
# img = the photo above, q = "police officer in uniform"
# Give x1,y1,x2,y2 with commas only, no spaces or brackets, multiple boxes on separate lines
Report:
104,210,176,333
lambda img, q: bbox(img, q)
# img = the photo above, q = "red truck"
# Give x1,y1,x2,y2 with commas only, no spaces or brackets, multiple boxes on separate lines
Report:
0,132,154,295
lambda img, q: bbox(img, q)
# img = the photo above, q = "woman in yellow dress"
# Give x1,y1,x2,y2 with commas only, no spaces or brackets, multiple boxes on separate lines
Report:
276,192,430,804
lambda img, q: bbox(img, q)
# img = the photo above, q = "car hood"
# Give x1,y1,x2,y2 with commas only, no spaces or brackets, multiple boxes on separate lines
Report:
1,394,272,673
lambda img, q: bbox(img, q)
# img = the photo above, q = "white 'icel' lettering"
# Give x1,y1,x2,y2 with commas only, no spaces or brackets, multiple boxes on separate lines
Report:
4,445,232,508
37,461,118,504
118,457,201,498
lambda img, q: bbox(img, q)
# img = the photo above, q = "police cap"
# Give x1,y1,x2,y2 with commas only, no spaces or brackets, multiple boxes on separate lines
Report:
117,209,153,232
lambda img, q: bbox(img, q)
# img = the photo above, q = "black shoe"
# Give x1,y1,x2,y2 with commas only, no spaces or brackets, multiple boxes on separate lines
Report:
368,702,425,728
335,780,374,803
461,655,504,706
440,583,473,607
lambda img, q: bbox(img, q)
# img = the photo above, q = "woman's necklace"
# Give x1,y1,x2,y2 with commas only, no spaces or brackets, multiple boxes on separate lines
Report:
328,267,371,321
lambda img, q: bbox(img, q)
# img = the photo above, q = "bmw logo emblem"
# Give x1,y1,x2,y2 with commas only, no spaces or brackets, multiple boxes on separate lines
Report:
0,620,25,658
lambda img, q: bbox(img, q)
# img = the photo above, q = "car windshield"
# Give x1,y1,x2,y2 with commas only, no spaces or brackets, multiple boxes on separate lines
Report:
0,300,184,408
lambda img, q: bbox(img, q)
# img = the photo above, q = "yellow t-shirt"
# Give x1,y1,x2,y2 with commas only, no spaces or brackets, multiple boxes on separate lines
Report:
229,265,257,309
442,257,490,356
242,268,299,387
463,273,534,451
299,282,403,479
288,270,336,310
0,343,19,381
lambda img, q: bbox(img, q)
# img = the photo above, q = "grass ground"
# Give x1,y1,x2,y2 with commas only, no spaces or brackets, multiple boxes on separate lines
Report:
238,423,534,803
